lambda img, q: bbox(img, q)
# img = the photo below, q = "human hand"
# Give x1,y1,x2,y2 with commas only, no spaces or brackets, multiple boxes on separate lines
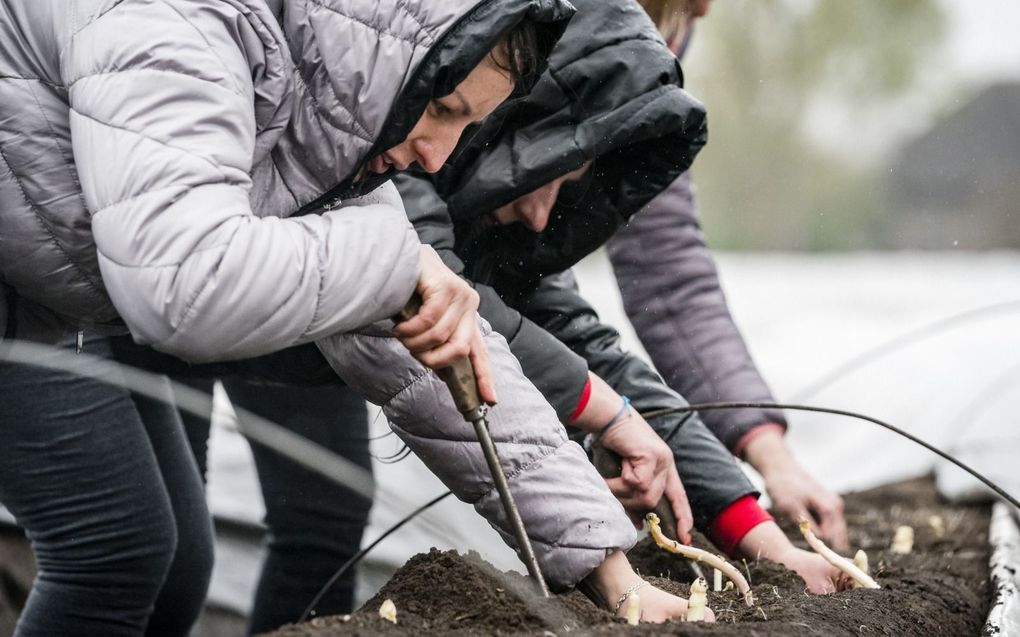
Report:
599,409,693,544
767,466,848,552
774,547,853,594
736,521,851,594
742,427,848,551
392,246,497,404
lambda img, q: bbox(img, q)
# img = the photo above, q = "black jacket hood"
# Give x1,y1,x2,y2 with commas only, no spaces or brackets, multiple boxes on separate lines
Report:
430,0,707,295
302,0,574,207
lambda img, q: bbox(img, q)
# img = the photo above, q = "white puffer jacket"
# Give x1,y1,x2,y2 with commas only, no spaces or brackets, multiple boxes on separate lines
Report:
0,0,568,360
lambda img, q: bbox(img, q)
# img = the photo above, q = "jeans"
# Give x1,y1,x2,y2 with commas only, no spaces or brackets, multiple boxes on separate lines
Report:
172,378,372,635
0,336,213,636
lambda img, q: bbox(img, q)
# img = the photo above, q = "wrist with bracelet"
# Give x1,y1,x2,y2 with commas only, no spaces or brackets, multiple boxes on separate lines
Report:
593,395,631,443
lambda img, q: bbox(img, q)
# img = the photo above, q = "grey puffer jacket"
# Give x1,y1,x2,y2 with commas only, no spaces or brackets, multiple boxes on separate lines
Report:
607,173,787,452
0,0,569,360
317,320,637,591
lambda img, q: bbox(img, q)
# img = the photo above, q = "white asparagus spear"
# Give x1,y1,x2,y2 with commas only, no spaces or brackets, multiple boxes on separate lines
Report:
851,550,870,589
798,519,880,589
378,598,397,624
686,577,708,622
891,526,914,554
646,513,754,606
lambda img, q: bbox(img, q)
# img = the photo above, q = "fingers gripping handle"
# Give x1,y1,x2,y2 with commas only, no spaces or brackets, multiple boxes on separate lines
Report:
592,443,679,542
395,294,484,418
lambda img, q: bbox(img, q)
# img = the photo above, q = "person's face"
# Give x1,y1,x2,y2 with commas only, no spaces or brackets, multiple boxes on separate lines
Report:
490,162,592,233
368,53,515,175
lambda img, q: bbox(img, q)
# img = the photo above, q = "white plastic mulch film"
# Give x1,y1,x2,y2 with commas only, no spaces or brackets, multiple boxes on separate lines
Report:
985,503,1020,636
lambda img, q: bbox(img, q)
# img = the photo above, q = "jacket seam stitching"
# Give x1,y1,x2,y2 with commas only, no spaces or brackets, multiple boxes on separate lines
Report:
291,12,375,141
0,144,108,297
68,67,245,99
61,0,247,98
155,0,248,97
307,0,431,47
70,107,237,181
488,438,559,486
175,223,237,332
26,81,90,212
0,75,62,89
61,0,128,59
97,241,226,269
392,0,432,43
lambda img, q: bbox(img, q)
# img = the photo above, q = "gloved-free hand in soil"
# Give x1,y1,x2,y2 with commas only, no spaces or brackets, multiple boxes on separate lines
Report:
572,373,693,543
739,522,854,593
742,430,850,551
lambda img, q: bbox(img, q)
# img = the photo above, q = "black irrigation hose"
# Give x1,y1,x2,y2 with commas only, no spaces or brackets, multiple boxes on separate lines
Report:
644,401,1020,512
299,490,454,623
303,400,1020,618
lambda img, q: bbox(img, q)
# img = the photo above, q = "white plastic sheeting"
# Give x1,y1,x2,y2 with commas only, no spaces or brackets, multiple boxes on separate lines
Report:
985,503,1020,636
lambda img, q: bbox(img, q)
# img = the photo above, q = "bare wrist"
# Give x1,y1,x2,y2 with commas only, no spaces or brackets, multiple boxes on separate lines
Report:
741,426,791,476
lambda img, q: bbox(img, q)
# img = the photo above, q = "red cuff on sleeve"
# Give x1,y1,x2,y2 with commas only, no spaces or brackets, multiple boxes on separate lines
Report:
731,422,787,459
567,375,593,423
706,495,774,556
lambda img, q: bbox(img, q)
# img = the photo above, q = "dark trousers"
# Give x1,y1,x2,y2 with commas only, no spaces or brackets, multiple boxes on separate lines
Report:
175,378,372,635
0,337,213,637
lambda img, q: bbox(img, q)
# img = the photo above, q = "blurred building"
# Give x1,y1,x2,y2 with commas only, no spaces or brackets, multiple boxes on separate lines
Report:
884,82,1020,249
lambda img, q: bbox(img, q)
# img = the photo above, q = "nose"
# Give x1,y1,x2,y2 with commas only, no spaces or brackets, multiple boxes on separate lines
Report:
413,130,459,174
518,184,560,232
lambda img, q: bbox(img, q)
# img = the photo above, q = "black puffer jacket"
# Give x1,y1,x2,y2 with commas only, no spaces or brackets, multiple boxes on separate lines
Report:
436,0,707,305
394,0,753,532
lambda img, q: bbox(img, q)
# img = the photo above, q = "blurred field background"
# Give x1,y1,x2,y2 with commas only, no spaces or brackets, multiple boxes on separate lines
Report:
682,0,1020,250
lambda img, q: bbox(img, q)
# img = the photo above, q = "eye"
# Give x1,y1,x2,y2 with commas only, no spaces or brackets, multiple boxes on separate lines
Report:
430,99,454,117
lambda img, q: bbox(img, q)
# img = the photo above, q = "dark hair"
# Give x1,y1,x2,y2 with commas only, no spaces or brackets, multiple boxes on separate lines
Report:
492,18,555,87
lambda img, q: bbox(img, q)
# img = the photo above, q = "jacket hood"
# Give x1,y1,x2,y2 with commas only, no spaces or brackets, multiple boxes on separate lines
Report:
429,0,707,291
285,0,574,206
0,0,572,338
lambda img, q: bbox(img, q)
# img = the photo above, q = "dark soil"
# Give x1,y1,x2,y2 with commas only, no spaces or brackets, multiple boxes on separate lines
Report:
262,476,992,636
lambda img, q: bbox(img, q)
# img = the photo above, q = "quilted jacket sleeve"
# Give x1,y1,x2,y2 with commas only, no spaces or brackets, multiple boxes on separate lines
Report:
515,270,757,528
606,173,786,451
64,0,420,362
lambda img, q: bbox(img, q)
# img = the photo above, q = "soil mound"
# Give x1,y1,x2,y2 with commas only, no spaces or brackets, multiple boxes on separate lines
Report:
263,476,993,636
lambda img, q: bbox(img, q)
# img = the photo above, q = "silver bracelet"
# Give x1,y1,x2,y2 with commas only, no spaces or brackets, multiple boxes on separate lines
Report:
613,580,650,614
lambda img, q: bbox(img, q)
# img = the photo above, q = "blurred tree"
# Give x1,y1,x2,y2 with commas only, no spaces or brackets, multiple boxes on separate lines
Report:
684,0,945,250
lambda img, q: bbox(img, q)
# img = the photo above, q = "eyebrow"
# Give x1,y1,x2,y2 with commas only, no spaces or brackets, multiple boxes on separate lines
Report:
451,89,473,118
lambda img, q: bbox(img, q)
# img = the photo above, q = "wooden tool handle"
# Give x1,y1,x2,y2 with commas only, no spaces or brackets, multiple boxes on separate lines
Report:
592,442,679,542
395,294,482,415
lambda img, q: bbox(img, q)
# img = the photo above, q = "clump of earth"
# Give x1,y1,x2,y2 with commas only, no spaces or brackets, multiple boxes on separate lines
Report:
263,477,992,636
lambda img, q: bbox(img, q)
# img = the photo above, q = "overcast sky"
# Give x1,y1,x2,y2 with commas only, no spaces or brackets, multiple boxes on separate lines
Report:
941,1,1020,83
805,1,1020,164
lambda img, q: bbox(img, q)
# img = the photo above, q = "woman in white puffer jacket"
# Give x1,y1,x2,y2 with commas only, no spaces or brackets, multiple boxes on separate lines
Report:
0,0,600,634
